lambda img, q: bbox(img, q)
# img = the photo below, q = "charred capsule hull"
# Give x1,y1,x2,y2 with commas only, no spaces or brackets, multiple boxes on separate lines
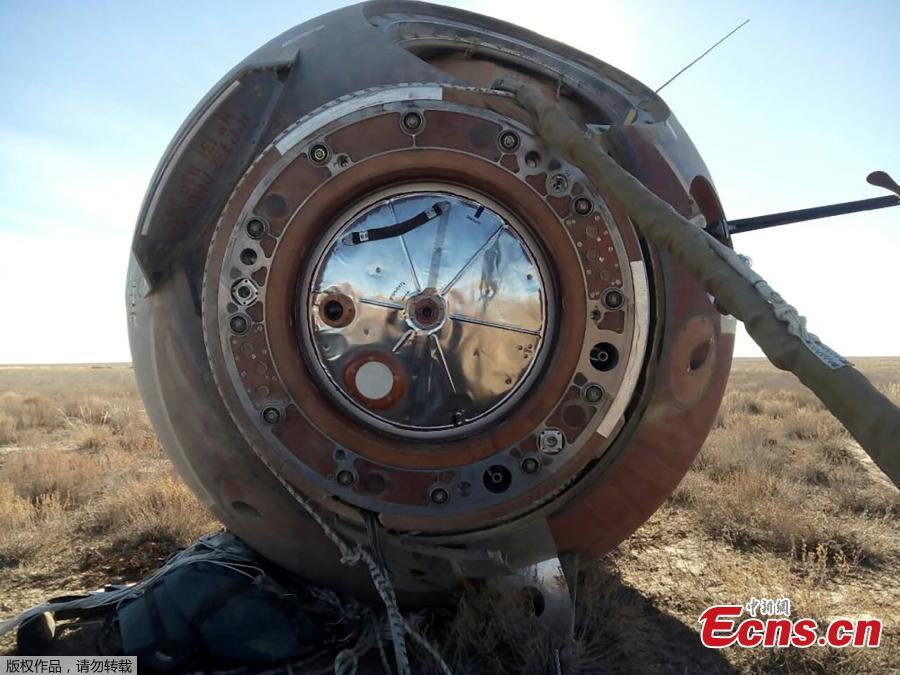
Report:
128,1,733,601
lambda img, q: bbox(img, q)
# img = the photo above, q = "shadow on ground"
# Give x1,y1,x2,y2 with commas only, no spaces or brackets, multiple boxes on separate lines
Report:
10,560,735,675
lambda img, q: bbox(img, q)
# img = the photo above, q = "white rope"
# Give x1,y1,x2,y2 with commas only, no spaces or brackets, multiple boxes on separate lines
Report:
372,610,395,675
274,479,452,675
333,649,357,675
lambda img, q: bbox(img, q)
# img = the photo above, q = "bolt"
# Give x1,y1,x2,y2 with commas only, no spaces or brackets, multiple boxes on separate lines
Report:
430,487,449,504
262,407,281,425
246,218,267,239
336,470,355,487
229,315,249,335
550,174,568,194
574,197,593,215
499,131,520,151
310,144,329,163
603,288,624,309
545,435,558,448
521,457,540,474
402,111,423,132
240,248,258,266
582,383,604,404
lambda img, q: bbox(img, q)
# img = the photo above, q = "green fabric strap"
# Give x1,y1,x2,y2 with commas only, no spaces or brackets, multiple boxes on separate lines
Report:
505,81,900,488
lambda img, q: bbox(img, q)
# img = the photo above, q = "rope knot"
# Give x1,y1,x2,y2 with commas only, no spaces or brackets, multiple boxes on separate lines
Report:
340,547,363,565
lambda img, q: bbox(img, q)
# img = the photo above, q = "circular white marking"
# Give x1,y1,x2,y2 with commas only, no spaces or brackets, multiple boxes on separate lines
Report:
355,361,394,400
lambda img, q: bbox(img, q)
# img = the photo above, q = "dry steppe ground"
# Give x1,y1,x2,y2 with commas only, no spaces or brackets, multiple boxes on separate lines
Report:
1,359,898,673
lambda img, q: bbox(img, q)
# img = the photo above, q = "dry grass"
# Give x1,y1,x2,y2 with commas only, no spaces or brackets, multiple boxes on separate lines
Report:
677,390,897,566
430,358,900,674
0,365,216,637
1,360,898,672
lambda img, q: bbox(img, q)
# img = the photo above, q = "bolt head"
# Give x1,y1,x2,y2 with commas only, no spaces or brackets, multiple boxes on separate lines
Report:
548,174,569,195
240,248,258,266
582,384,604,404
499,131,519,151
430,487,449,504
574,197,593,215
521,457,540,474
262,407,281,425
402,111,423,132
603,289,624,309
310,144,329,163
336,470,355,487
229,315,249,334
246,219,266,239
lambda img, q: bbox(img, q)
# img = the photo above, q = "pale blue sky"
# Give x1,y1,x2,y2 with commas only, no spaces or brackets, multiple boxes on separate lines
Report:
1,0,898,363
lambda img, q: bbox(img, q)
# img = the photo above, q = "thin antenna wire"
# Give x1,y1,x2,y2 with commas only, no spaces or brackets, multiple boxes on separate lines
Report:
638,18,750,107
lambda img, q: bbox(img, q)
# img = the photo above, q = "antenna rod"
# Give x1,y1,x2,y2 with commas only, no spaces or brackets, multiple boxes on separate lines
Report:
728,195,898,234
723,171,900,235
638,18,750,106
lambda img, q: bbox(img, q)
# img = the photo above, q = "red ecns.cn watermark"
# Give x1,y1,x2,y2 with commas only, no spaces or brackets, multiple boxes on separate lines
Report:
699,598,882,649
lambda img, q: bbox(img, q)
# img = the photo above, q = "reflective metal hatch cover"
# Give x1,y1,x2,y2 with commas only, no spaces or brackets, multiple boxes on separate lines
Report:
302,187,554,440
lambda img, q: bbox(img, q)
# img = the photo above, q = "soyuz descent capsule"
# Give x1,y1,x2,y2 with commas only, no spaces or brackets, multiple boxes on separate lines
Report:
127,1,734,602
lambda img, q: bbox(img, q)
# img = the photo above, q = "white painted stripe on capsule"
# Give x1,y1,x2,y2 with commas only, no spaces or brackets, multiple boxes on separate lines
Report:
597,261,650,438
275,85,444,155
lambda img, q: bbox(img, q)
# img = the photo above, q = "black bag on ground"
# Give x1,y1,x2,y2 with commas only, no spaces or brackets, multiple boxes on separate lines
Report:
117,559,320,671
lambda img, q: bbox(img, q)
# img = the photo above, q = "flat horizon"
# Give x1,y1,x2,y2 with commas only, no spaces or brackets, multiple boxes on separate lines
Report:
3,356,900,368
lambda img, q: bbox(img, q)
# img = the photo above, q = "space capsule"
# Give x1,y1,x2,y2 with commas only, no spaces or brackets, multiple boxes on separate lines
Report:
127,1,733,602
